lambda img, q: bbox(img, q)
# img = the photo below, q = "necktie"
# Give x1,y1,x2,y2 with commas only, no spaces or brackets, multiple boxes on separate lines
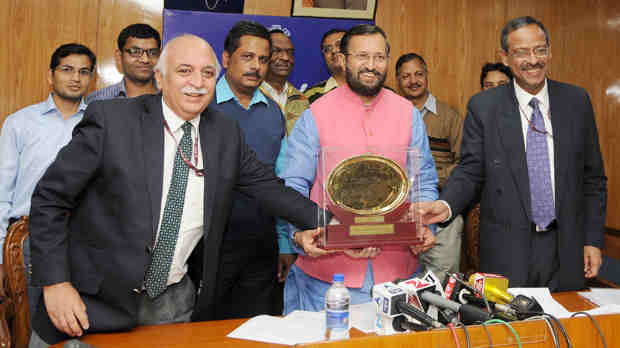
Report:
144,121,193,298
526,97,555,230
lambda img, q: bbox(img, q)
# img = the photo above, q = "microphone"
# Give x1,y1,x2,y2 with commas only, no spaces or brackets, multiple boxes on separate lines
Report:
397,272,459,325
372,282,443,335
466,273,544,319
419,291,492,325
459,289,519,320
391,315,429,332
468,273,513,304
422,271,459,324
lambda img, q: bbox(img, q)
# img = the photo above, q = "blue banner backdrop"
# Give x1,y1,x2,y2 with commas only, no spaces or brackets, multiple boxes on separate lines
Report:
163,9,373,91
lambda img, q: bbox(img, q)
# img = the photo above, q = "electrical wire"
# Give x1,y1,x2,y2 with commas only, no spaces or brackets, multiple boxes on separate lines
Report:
484,319,522,348
525,315,559,348
480,322,493,348
447,323,461,348
460,323,471,348
540,313,572,348
571,312,607,348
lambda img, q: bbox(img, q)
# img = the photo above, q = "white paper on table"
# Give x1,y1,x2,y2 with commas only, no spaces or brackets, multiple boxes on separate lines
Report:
578,288,620,306
508,287,572,318
351,301,377,333
227,311,325,346
574,304,620,316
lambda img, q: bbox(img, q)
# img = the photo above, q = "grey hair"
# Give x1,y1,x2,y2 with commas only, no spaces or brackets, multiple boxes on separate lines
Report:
154,33,222,77
500,16,550,52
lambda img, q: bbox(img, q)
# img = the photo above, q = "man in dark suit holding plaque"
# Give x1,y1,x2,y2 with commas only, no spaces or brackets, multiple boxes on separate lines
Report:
419,16,607,291
28,34,326,347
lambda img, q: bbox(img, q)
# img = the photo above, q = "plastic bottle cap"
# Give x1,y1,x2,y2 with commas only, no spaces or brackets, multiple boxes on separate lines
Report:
333,273,344,282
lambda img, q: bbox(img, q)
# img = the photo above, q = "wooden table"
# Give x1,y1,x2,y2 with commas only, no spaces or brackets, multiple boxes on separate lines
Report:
52,291,618,348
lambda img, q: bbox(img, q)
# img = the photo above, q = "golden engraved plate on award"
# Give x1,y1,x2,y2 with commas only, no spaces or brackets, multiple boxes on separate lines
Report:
321,153,422,249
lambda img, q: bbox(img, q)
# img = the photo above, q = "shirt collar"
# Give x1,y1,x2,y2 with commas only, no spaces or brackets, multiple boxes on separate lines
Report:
324,76,339,93
117,79,128,97
420,93,437,116
513,78,549,111
261,81,289,97
43,93,88,115
161,97,201,133
216,75,268,107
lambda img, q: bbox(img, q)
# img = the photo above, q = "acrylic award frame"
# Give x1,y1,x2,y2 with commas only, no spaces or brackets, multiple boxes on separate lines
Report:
316,147,423,249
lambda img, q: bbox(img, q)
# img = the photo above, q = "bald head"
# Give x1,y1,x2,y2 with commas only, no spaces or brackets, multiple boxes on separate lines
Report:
154,34,220,121
155,34,221,77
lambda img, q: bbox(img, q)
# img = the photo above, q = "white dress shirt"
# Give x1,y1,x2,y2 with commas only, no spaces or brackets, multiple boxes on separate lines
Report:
261,81,289,109
158,98,205,286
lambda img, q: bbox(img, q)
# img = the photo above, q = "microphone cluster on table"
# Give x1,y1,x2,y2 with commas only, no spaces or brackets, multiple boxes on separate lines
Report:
371,271,608,348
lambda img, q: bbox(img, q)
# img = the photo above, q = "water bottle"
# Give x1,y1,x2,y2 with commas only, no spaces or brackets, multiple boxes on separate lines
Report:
325,273,351,340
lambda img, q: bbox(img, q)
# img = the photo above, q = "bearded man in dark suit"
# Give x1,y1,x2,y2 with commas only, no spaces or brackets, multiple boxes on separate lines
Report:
418,16,607,292
28,34,327,346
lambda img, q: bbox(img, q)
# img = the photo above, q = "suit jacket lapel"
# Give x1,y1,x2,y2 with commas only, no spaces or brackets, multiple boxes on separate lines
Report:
496,86,532,221
141,96,165,239
548,80,567,215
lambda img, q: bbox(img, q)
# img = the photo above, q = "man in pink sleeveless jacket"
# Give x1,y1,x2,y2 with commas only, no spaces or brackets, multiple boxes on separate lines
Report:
278,24,439,313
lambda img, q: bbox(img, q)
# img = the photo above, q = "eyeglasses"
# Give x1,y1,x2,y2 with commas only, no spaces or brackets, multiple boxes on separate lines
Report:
321,40,341,54
345,52,388,64
55,65,92,77
124,47,161,58
272,47,295,57
509,46,549,59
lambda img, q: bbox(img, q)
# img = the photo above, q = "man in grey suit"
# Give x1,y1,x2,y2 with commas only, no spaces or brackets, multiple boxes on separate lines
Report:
28,34,327,346
419,16,606,291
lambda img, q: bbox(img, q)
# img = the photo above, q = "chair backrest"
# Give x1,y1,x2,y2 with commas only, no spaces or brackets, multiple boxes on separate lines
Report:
460,204,481,277
0,216,31,348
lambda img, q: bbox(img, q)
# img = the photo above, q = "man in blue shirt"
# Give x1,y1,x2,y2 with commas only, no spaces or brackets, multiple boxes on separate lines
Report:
210,21,290,319
0,43,96,323
86,23,160,103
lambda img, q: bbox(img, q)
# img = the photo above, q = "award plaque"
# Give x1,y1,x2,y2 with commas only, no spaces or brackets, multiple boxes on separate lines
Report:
317,147,423,249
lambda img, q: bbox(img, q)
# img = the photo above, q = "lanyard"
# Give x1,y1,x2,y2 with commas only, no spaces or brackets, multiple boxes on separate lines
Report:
518,102,553,137
162,119,205,176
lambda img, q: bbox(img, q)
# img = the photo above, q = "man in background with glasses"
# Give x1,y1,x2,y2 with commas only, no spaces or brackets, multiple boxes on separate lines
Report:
86,23,160,103
303,28,346,104
419,16,607,291
279,24,438,313
0,43,95,332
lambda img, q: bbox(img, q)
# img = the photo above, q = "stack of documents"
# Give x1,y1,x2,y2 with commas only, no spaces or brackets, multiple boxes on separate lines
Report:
228,311,325,345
